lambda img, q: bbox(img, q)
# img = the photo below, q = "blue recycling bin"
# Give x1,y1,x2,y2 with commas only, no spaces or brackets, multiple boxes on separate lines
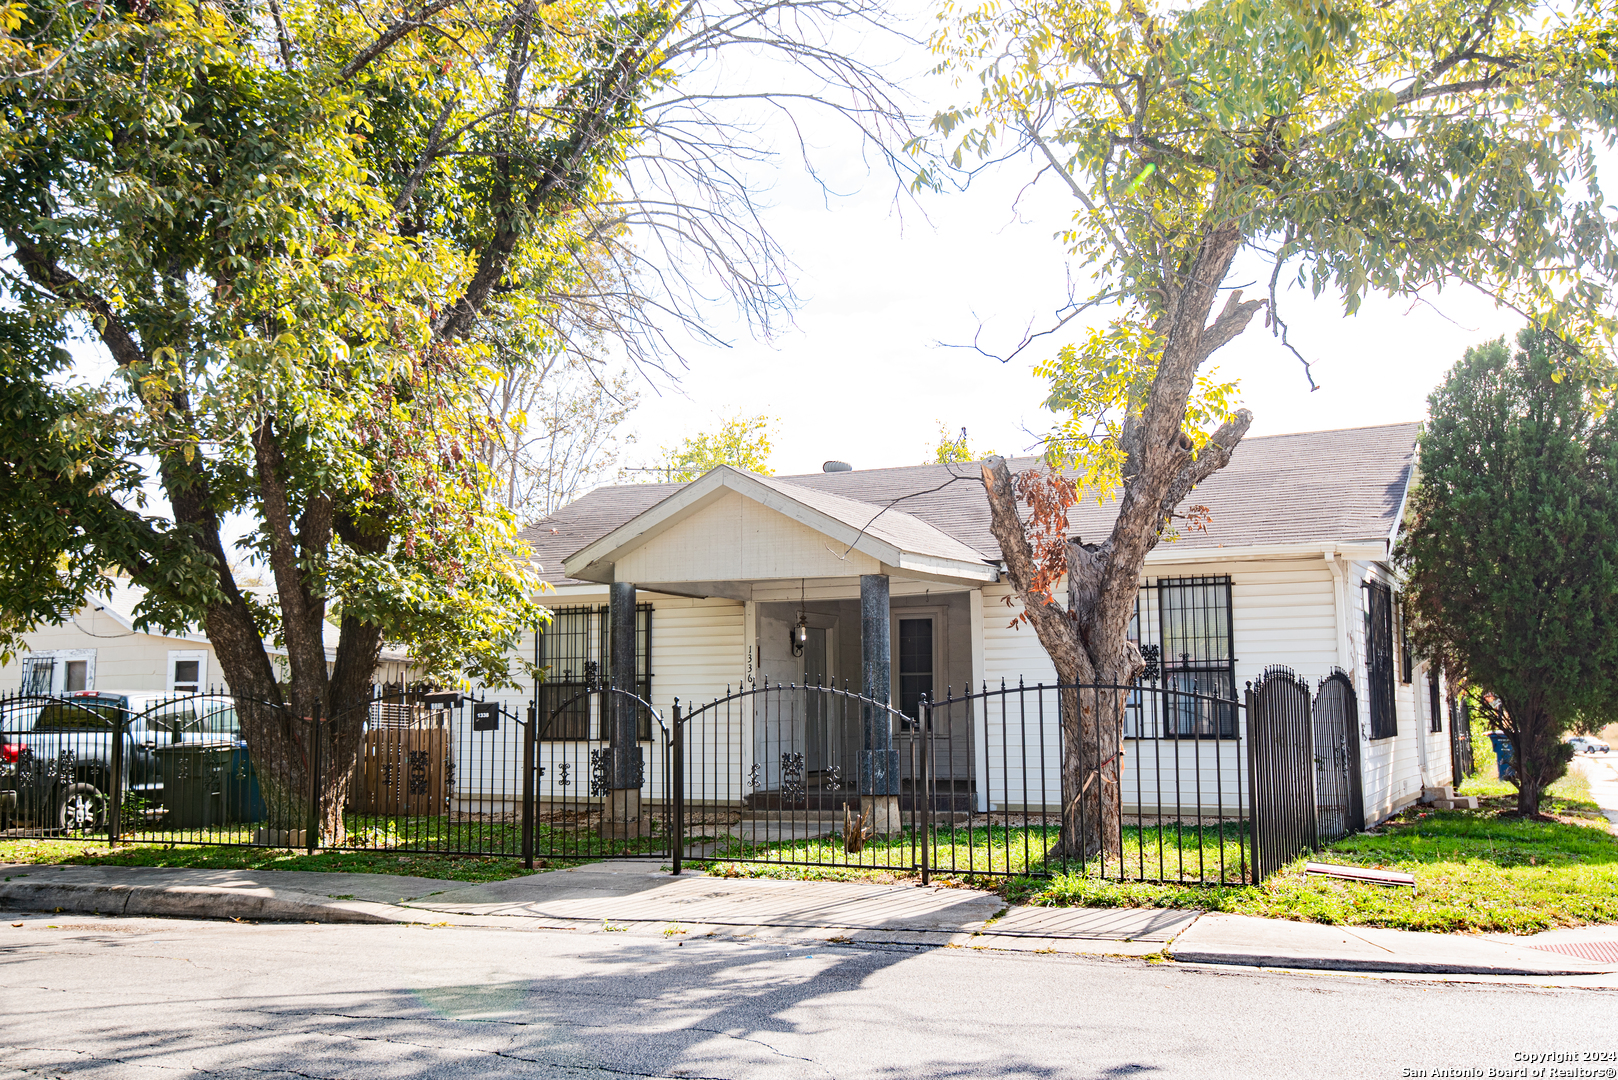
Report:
222,743,267,823
1487,731,1516,780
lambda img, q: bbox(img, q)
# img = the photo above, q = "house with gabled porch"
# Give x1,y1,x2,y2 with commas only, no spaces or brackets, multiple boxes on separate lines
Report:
471,421,1458,841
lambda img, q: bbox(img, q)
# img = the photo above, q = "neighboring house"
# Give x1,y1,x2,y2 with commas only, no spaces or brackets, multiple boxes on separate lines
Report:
0,580,416,698
490,421,1454,830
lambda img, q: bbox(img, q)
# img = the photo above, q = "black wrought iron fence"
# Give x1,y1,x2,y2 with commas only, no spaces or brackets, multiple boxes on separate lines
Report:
0,685,673,865
2,672,1327,885
668,676,1260,886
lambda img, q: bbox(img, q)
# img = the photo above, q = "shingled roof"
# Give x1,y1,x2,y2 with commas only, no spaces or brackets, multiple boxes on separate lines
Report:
520,422,1419,586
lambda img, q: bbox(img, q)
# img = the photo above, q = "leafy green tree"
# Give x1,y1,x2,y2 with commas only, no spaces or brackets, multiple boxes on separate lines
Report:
1399,332,1618,818
0,0,901,835
0,315,163,653
652,414,776,481
923,0,1618,856
929,423,993,464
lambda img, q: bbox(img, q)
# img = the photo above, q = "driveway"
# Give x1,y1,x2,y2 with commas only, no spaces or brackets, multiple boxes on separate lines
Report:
1572,751,1618,831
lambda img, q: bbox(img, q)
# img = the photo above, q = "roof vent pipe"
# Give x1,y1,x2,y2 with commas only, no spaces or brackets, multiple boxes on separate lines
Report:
822,460,853,473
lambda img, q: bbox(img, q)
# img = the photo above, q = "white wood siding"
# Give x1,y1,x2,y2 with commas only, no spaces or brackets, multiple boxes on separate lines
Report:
655,596,748,806
615,490,883,583
0,608,217,693
459,594,747,808
981,583,1059,690
973,557,1423,819
1336,561,1441,824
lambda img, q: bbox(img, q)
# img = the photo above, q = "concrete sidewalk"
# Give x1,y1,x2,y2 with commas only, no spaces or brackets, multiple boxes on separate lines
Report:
4,859,1617,979
1167,912,1618,976
0,862,456,924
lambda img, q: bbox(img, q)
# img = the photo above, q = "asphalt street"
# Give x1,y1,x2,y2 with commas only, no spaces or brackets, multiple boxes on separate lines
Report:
0,913,1607,1080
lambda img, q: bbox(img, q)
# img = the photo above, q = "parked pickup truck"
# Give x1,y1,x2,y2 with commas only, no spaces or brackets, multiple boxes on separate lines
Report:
0,691,239,831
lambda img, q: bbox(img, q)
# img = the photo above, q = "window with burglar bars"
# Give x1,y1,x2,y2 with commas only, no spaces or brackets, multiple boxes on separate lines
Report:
20,657,54,695
1399,599,1414,684
1366,581,1398,739
536,604,652,740
1125,575,1238,738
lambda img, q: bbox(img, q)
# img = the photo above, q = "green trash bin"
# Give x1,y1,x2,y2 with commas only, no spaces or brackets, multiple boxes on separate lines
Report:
155,741,236,829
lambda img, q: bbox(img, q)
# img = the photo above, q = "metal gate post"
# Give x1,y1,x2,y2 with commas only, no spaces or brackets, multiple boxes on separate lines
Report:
919,696,931,886
522,697,536,870
1304,690,1320,854
671,701,683,876
1245,682,1260,885
108,711,124,847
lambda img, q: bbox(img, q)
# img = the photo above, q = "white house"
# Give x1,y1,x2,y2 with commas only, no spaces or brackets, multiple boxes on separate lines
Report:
484,421,1456,832
0,579,417,698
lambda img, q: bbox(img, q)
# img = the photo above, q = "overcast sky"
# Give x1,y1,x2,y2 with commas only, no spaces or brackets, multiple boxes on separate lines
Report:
620,149,1531,478
604,10,1604,479
65,18,1585,517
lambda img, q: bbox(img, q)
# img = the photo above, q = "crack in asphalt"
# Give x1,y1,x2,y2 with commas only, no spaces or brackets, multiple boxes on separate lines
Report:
1,1038,710,1080
306,1010,832,1077
4,1000,831,1080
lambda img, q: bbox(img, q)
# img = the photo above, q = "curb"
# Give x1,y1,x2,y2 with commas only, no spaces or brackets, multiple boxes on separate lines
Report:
0,880,429,925
1164,947,1618,977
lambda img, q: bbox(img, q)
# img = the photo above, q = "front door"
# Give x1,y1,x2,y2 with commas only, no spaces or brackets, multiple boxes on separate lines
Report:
896,616,935,724
802,626,829,771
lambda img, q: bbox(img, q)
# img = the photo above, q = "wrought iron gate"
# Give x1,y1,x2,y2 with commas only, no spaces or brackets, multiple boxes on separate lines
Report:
665,676,1256,886
1311,669,1365,841
1246,666,1320,880
523,684,672,864
669,680,921,876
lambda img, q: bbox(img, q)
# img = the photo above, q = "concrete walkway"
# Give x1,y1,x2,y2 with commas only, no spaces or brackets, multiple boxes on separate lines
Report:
4,859,1617,979
409,859,1197,954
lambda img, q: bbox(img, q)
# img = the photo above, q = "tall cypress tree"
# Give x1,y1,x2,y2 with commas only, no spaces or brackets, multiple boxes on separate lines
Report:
1399,331,1618,817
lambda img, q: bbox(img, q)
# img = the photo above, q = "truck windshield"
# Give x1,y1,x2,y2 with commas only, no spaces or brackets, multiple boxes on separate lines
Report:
32,702,121,729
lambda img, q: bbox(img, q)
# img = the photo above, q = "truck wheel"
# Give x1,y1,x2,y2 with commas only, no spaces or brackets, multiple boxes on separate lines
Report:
57,782,107,832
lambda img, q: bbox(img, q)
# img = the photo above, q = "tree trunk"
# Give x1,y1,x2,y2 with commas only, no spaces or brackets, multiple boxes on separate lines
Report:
1503,699,1566,819
979,220,1265,864
237,699,318,832
1057,683,1132,861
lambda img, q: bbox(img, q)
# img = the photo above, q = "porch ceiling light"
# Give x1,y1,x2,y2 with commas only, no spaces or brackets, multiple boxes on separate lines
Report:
791,578,808,657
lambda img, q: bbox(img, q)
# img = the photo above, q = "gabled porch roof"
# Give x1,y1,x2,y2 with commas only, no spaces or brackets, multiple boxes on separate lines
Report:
563,466,999,590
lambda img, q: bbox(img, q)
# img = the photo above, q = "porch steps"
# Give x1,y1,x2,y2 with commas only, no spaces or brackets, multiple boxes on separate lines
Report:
741,794,976,813
1420,785,1479,810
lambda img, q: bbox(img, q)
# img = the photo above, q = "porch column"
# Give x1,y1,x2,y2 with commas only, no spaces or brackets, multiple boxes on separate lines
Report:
605,579,643,835
860,573,901,834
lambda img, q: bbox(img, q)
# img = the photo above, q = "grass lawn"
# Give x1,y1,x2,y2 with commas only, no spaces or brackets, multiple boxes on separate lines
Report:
1007,766,1618,933
0,814,678,883
0,837,546,882
693,765,1618,934
700,820,1253,886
